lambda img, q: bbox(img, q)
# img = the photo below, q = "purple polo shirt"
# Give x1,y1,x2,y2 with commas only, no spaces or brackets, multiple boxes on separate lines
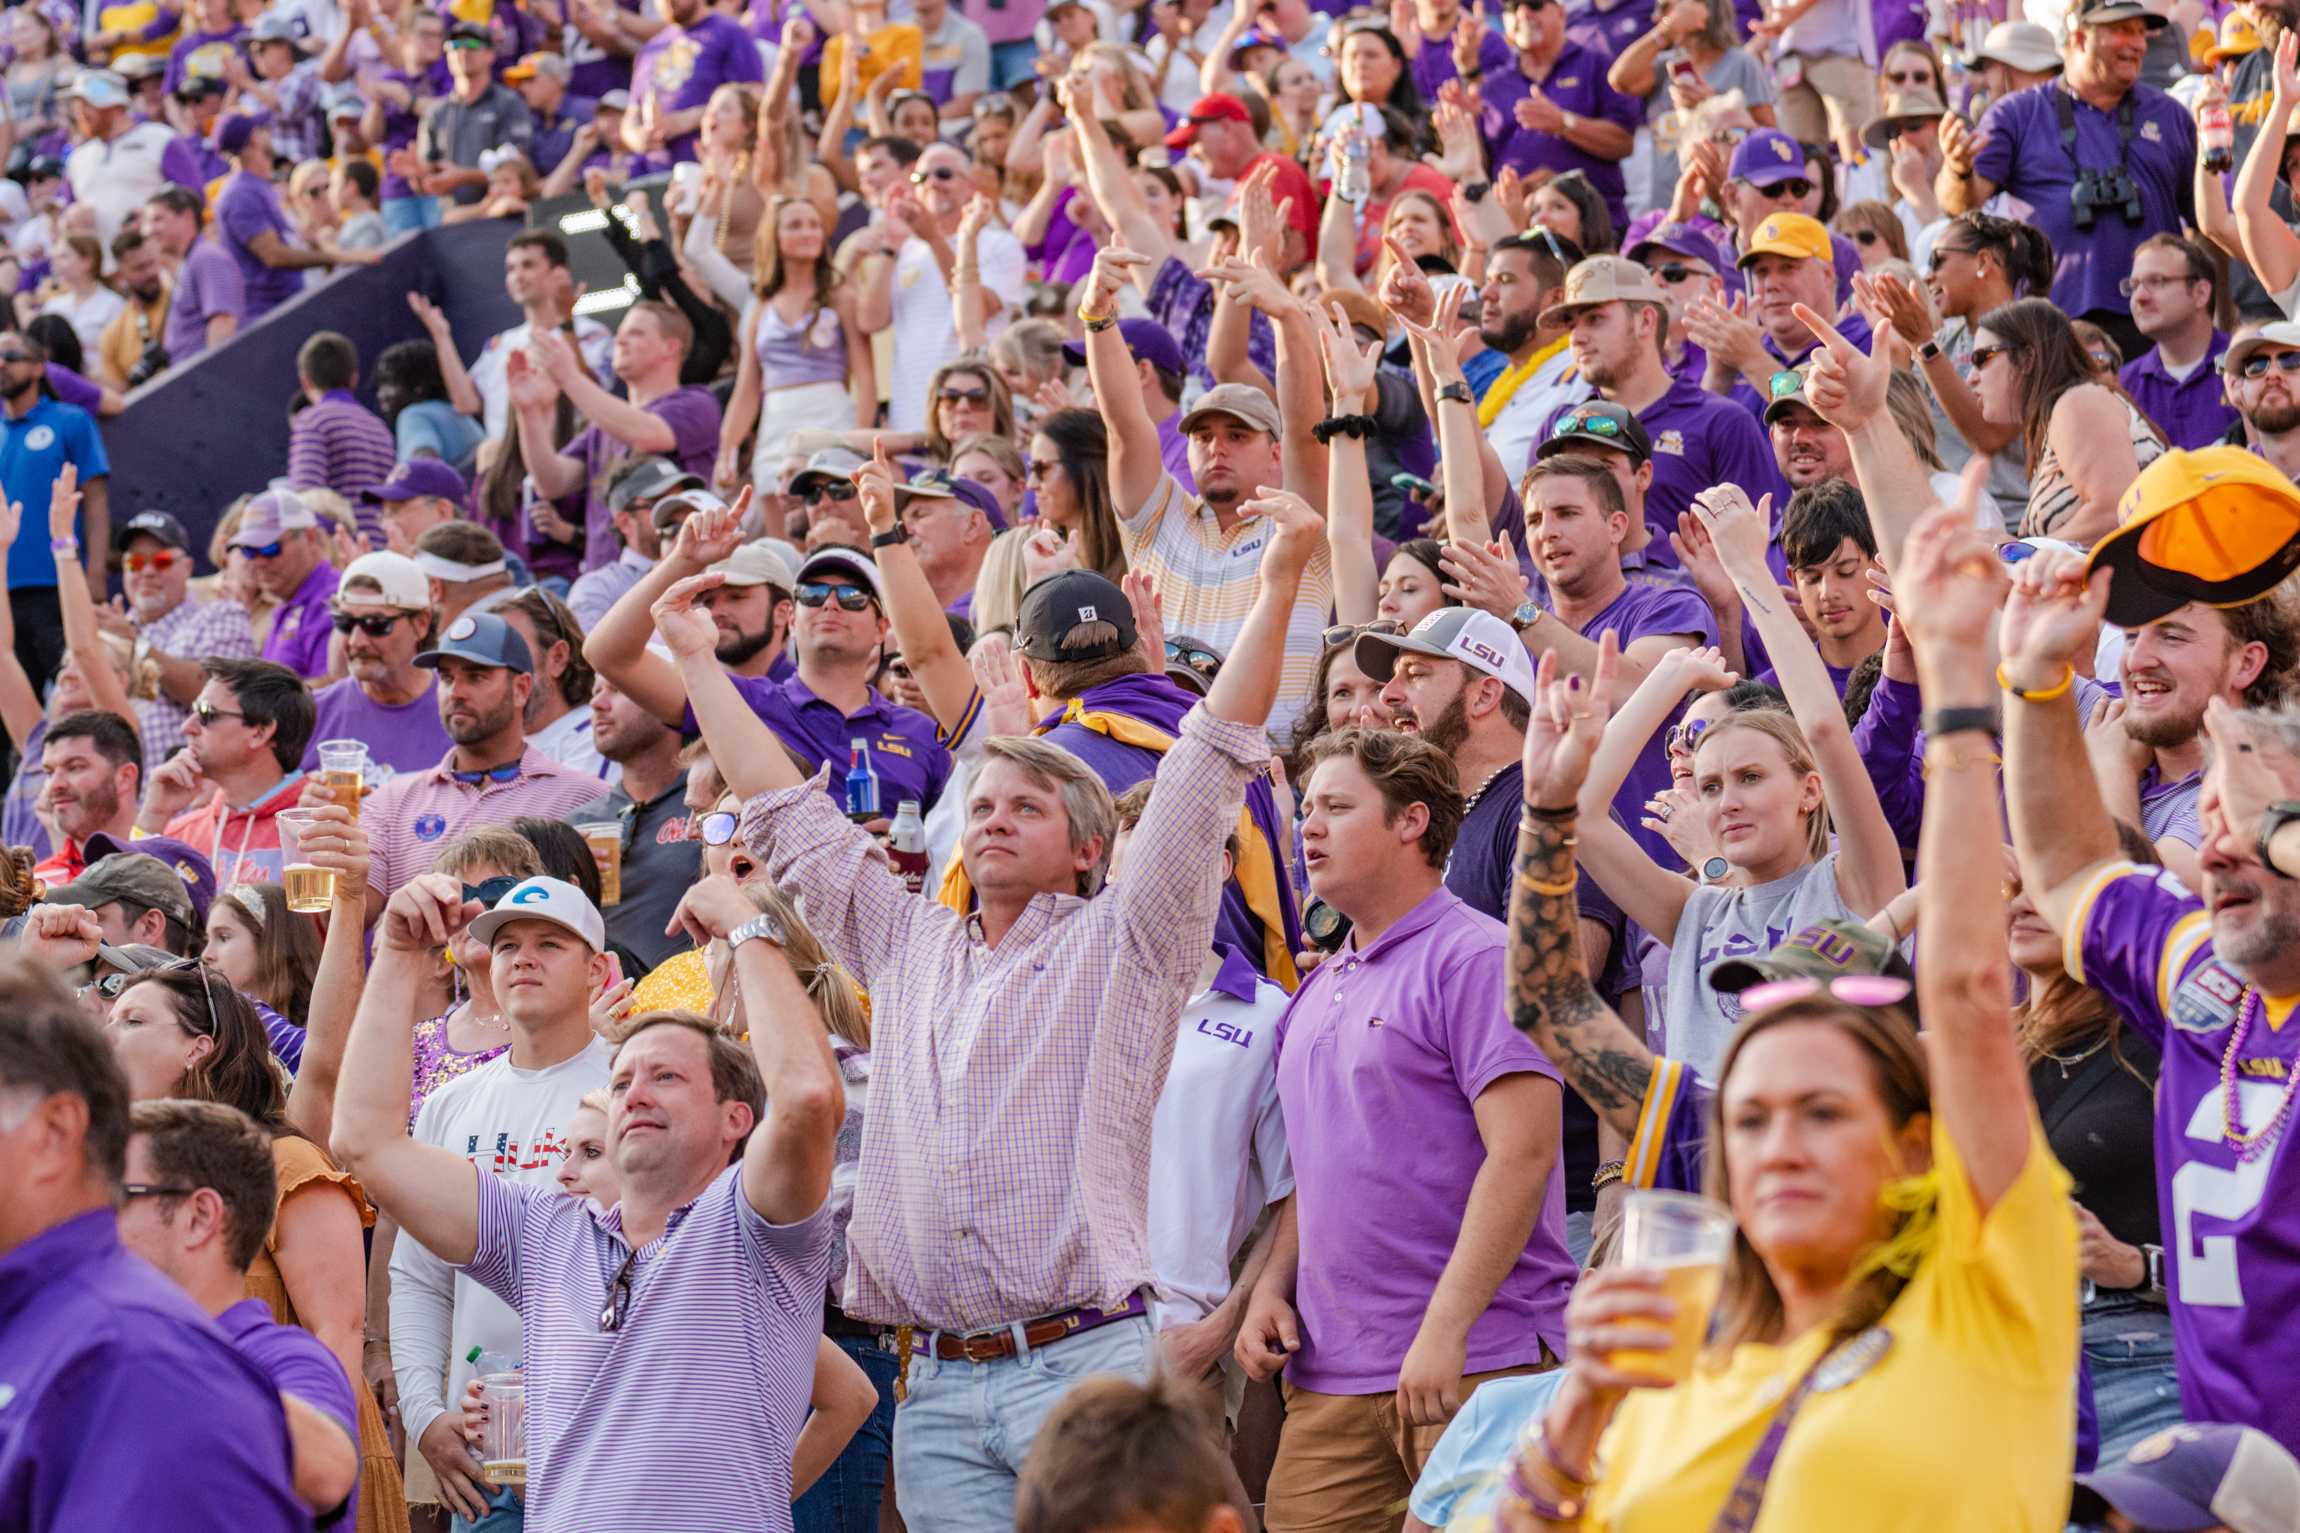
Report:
301,674,456,777
690,672,954,811
2120,331,2239,450
1413,25,1513,105
215,170,303,322
1478,41,1644,228
1274,887,1574,1391
0,1210,305,1533
214,1297,359,1531
374,65,428,201
163,24,247,94
631,13,766,161
1972,81,2196,319
163,238,246,363
1549,580,1715,862
571,386,721,571
1616,376,1786,561
259,559,341,679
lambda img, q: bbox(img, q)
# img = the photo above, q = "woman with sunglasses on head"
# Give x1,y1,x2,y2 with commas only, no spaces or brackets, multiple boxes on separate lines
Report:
1965,297,2161,544
204,881,322,1030
1496,497,2075,1533
1610,0,1777,216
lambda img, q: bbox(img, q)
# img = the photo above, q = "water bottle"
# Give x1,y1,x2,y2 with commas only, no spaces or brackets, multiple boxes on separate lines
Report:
888,799,929,894
1338,131,1371,207
844,738,882,823
2202,97,2234,174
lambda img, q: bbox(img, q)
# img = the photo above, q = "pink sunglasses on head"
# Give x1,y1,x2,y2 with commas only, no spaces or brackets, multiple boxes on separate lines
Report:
1739,974,1912,1012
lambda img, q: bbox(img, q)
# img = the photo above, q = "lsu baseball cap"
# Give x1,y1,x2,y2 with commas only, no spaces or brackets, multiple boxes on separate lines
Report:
2086,446,2300,628
416,611,535,674
1538,400,1653,465
1060,317,1184,379
1177,382,1284,439
216,113,268,157
1017,569,1137,661
231,487,319,548
1540,255,1670,330
1353,607,1538,705
2070,0,2167,29
597,88,632,112
114,510,190,552
47,852,201,931
81,832,217,925
467,875,607,951
1728,127,1807,187
897,469,1008,532
2224,319,2300,376
1708,919,1915,994
713,541,796,590
1739,212,1832,266
1627,221,1727,271
365,457,467,505
504,51,571,83
1165,92,1252,150
2072,1425,2300,1533
796,546,883,603
337,551,431,610
607,457,701,513
249,12,300,42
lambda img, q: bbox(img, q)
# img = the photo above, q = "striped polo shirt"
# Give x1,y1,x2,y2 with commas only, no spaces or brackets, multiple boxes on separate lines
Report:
362,747,615,902
286,389,398,543
464,1163,834,1533
1118,471,1333,746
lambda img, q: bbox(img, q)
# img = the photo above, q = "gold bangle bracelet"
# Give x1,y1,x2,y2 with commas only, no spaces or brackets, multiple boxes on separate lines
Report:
1523,873,1579,897
1996,662,2074,703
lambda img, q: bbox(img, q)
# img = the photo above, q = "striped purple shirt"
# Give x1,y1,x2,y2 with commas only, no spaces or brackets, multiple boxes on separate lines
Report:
286,390,397,543
362,747,614,902
463,1163,832,1533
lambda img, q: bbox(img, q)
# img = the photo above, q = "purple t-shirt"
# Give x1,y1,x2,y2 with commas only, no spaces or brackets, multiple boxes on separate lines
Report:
214,1297,359,1530
163,238,246,362
2073,865,2300,1453
259,560,341,680
215,171,302,322
571,385,721,570
164,24,246,94
1972,81,2196,319
1274,886,1575,1390
1852,670,1926,856
372,65,428,201
1477,40,1645,228
685,671,953,811
301,675,455,778
631,13,766,162
2121,332,2240,452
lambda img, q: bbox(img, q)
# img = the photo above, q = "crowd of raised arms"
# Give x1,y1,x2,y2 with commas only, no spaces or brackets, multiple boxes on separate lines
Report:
19,0,2300,1528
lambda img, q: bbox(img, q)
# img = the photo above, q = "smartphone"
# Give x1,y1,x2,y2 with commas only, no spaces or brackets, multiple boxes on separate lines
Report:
1391,471,1438,498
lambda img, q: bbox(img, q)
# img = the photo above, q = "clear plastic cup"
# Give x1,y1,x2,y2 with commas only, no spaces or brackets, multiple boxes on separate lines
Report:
479,1372,526,1487
275,809,334,913
577,821,623,906
1609,1189,1736,1383
314,740,368,817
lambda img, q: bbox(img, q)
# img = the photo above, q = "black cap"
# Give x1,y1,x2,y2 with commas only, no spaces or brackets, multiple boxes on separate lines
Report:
1017,570,1137,661
1537,401,1653,466
114,510,190,552
446,20,494,45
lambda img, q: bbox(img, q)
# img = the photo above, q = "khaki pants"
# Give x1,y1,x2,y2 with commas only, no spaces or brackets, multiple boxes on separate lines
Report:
1776,51,1878,155
1264,1364,1547,1533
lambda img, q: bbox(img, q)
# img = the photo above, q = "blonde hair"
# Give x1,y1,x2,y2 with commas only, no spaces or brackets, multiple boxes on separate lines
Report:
970,525,1035,635
577,1087,610,1115
1694,710,1831,864
740,882,870,1050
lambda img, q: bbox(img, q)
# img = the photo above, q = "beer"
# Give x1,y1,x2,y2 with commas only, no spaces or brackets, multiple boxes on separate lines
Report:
1604,1259,1723,1383
319,768,364,816
578,822,623,906
283,863,335,914
315,740,369,817
481,1461,528,1488
480,1372,526,1487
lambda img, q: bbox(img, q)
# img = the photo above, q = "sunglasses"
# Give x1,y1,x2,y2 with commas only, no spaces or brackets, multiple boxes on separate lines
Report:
1850,227,1885,246
1665,715,1711,754
1165,638,1222,676
910,165,962,184
462,875,521,907
1738,973,1913,1012
1882,68,1933,85
0,350,36,365
122,549,183,573
238,540,285,560
1767,369,1807,400
1553,410,1624,439
796,582,875,612
939,385,991,405
696,809,739,846
161,956,223,1039
1321,618,1403,649
1759,177,1815,199
1926,243,1978,272
600,1247,638,1332
331,609,409,636
1968,342,2015,371
445,35,488,48
121,1182,200,1199
2240,350,2300,378
449,762,524,786
803,481,858,506
1650,262,1709,284
191,699,248,726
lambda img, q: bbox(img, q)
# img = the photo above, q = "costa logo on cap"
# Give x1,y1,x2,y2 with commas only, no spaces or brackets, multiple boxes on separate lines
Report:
511,883,552,906
447,616,478,641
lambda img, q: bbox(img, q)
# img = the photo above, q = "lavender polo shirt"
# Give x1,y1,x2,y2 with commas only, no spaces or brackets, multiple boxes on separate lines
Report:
259,559,341,679
571,386,721,572
464,1163,832,1532
214,1297,359,1531
2120,332,2239,451
301,674,455,778
1274,888,1574,1392
362,746,615,901
0,1210,306,1533
687,673,954,812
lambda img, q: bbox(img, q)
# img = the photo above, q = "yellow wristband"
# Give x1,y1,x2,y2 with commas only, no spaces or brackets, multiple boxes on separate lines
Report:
1078,308,1117,333
1997,663,2073,703
1522,872,1579,898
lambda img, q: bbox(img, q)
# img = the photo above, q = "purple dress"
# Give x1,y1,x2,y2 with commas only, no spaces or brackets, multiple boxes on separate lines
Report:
407,1009,510,1127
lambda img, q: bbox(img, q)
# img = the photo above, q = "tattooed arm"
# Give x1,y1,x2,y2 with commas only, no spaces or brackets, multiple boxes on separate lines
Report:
1510,810,1656,1142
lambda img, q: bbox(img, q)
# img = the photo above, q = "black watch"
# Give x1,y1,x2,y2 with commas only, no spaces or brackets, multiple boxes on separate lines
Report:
870,525,910,549
1463,180,1491,203
2256,801,2300,879
1437,380,1474,406
1922,705,1998,739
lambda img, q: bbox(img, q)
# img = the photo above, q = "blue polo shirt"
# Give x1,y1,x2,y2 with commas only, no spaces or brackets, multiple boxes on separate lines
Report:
2120,331,2239,450
692,672,954,812
0,1210,305,1533
1,397,107,590
1972,80,2195,319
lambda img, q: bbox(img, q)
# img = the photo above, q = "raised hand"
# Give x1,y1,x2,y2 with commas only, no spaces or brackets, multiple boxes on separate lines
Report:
1378,238,1438,329
1237,160,1295,267
1021,524,1081,585
1243,488,1322,577
1796,302,1891,433
47,462,78,545
970,634,1034,737
504,348,560,414
24,902,104,972
1314,298,1384,407
2276,31,2299,109
407,291,454,340
1996,542,2105,689
1668,508,1741,624
2202,697,2298,853
671,490,747,570
1888,461,2004,660
1521,642,1614,809
1449,2,1486,77
141,749,213,828
667,874,764,947
1859,268,1933,348
1437,537,1531,621
1080,245,1151,317
380,872,483,955
854,436,899,535
1643,783,1719,870
1650,641,1738,697
1121,568,1168,676
1938,111,1986,177
1684,289,1765,373
651,571,728,658
1689,483,1772,579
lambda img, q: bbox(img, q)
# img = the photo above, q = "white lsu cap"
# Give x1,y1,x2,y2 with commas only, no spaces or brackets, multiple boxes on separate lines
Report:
466,875,606,952
1352,606,1539,704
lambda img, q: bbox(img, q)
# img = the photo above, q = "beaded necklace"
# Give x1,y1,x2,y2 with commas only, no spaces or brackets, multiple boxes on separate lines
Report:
2219,985,2300,1163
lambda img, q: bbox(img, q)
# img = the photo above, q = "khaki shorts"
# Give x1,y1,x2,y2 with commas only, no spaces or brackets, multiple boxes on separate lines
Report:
1776,51,1879,154
1264,1363,1548,1533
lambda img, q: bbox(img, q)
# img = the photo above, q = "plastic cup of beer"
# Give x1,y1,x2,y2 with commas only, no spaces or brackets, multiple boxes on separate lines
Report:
479,1372,526,1487
1609,1189,1735,1384
314,740,368,817
275,810,335,914
577,822,623,906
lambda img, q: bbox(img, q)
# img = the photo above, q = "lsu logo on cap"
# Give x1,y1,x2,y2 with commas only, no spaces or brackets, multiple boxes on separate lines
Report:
447,615,479,641
1457,635,1511,671
1771,137,1795,162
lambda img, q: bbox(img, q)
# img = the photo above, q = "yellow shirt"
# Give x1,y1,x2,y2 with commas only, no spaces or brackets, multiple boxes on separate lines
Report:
630,945,715,1016
821,24,924,97
1587,1121,2077,1533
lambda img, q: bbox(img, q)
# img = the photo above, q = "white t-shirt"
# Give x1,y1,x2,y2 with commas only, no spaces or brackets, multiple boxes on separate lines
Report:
41,284,125,359
1148,949,1293,1327
470,316,618,440
1486,344,1591,491
389,1035,614,1447
888,225,1023,433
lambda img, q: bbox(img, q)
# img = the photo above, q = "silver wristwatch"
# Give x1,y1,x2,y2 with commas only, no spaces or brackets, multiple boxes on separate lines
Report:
727,912,787,950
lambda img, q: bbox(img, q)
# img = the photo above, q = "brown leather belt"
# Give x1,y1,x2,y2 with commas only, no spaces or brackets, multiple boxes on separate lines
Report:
930,1293,1148,1363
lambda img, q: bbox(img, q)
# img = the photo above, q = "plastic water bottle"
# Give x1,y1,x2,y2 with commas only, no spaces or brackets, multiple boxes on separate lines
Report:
2202,97,2235,174
844,738,882,823
1338,132,1371,207
888,799,929,894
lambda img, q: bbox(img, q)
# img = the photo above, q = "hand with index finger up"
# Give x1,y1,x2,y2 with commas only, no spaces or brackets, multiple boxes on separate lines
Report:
1794,301,1891,434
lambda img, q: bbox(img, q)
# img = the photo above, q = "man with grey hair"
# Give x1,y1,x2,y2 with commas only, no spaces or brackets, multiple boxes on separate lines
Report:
0,956,306,1530
662,453,1322,1533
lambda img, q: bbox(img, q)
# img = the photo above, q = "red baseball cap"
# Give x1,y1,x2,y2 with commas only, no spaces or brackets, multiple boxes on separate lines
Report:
1165,92,1252,150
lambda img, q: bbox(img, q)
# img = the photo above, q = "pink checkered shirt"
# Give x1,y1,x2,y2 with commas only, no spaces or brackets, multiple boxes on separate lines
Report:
364,746,614,900
740,704,1269,1334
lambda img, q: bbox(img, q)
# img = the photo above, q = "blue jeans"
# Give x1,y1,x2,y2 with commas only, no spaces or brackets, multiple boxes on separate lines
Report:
383,194,441,233
893,1314,1155,1533
2082,1294,2183,1467
1565,1208,1596,1268
449,1481,522,1533
793,1333,901,1533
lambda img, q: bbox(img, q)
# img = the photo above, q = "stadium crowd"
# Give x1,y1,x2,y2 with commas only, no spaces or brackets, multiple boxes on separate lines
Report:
13,0,2300,1528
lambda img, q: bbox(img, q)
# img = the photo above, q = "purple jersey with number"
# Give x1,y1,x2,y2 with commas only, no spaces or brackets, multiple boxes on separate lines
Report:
2071,861,2300,1455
